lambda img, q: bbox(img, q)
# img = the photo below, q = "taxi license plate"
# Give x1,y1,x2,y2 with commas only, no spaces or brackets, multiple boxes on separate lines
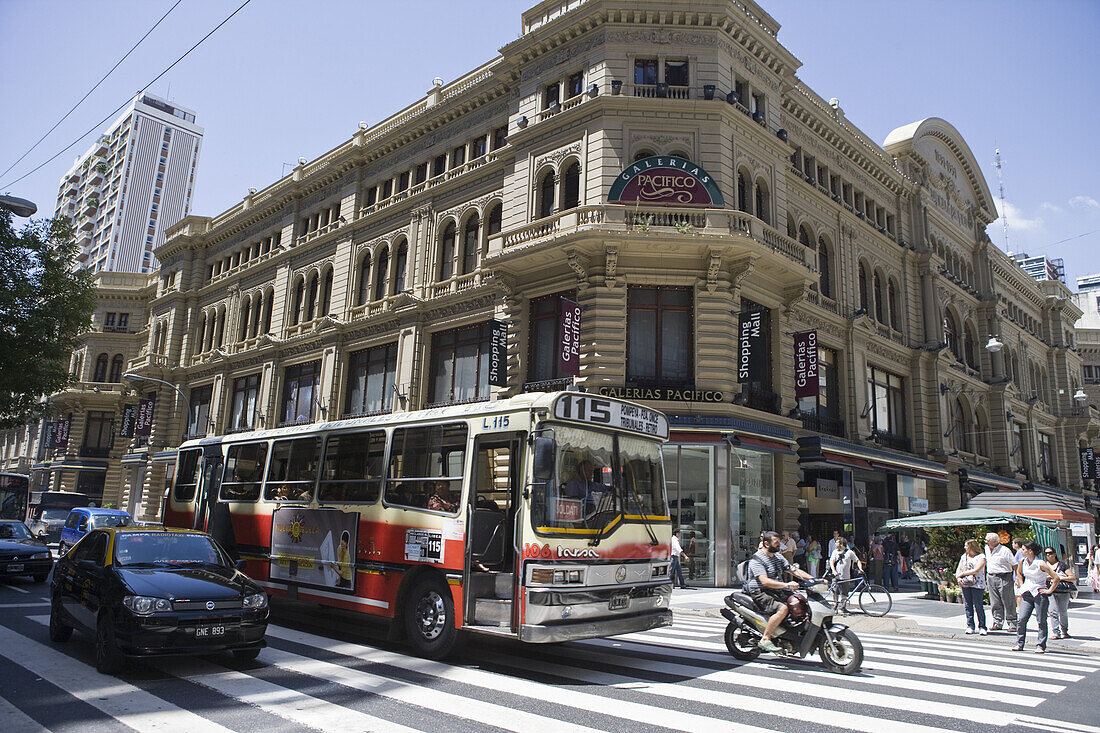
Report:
609,593,629,610
6,564,24,573
195,626,225,638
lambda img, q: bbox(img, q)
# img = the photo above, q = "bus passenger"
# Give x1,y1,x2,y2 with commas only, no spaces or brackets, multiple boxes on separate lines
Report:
427,481,457,512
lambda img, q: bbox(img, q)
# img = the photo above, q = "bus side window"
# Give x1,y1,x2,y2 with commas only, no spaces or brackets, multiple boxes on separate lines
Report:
173,449,202,502
385,423,466,512
220,442,267,501
319,430,385,503
264,437,320,502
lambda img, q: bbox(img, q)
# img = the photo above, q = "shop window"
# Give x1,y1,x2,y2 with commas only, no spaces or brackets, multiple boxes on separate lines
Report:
281,360,321,425
429,323,493,405
229,373,261,431
527,291,577,385
627,286,692,386
867,366,905,438
344,343,397,417
187,384,213,437
221,442,267,501
319,431,385,503
664,444,715,586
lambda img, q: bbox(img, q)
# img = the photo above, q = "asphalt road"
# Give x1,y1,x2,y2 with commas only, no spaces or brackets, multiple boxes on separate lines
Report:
2,576,1099,732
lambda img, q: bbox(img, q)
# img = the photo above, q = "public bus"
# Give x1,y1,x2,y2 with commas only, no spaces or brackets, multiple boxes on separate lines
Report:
164,390,673,657
0,473,30,522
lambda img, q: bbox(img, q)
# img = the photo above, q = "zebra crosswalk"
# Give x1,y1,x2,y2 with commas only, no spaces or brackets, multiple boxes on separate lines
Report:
2,608,1100,732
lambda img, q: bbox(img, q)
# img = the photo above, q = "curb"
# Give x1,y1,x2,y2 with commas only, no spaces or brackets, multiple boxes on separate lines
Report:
671,607,1100,655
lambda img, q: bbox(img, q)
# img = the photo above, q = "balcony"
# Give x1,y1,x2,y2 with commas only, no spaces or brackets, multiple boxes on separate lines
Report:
870,430,910,452
79,446,111,458
797,411,845,438
429,270,489,299
735,385,781,414
523,378,573,393
633,84,690,99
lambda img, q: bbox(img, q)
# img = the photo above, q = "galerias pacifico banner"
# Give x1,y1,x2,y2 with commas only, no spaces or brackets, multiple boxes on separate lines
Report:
136,397,156,437
794,330,819,399
738,309,767,384
559,298,582,378
53,416,71,450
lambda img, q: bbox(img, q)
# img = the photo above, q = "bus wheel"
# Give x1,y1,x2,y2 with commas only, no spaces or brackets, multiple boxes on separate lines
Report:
404,576,457,659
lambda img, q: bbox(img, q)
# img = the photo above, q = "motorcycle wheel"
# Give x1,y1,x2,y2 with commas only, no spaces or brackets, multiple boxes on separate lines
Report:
724,624,761,661
818,627,863,674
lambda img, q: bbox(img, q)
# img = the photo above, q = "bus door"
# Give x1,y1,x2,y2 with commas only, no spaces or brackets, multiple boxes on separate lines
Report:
192,447,224,532
465,433,523,630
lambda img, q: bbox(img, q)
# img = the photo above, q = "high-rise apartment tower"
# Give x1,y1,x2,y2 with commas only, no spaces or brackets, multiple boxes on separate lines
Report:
55,93,202,273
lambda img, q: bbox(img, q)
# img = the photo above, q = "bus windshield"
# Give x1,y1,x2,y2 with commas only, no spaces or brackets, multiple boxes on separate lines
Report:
532,425,668,534
0,474,29,521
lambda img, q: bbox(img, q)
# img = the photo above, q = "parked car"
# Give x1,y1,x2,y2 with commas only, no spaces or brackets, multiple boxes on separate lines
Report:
59,508,132,554
28,492,92,545
0,520,53,583
49,526,268,674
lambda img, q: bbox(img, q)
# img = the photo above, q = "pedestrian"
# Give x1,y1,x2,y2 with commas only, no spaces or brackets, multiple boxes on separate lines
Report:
985,532,1018,632
827,529,840,560
1090,544,1100,593
882,533,900,591
1013,541,1061,653
685,530,697,580
828,537,864,610
670,529,687,588
806,534,822,577
794,531,807,570
1047,546,1076,640
899,536,912,578
870,536,884,587
955,539,988,635
780,530,796,565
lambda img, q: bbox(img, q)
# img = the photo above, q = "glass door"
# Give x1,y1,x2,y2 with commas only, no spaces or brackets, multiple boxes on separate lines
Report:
664,445,715,586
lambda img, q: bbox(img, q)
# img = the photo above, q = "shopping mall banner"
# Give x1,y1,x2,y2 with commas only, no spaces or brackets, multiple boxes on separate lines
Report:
488,319,508,387
559,297,582,377
738,309,767,384
793,330,819,399
119,404,136,438
1080,447,1097,481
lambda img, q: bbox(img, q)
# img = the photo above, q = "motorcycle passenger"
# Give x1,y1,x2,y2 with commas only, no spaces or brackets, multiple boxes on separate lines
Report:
743,530,814,653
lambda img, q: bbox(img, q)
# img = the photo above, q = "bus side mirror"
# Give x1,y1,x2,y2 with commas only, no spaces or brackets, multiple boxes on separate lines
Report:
532,437,555,483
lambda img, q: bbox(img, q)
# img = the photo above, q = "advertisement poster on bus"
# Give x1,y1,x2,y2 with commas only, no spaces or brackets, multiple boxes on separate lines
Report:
270,507,358,591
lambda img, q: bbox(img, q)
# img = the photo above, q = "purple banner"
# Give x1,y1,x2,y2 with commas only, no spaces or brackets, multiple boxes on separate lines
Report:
794,331,819,399
136,397,156,438
53,416,71,450
559,298,582,378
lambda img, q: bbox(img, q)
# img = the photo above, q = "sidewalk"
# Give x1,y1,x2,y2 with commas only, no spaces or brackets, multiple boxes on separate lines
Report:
671,580,1100,654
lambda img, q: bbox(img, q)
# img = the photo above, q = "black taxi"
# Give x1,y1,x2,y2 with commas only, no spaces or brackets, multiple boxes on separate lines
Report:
49,526,268,674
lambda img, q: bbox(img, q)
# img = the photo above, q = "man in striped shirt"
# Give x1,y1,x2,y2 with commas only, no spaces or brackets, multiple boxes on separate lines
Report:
744,530,814,652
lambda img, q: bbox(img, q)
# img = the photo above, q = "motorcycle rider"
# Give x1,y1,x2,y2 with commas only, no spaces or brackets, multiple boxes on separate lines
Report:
743,530,814,653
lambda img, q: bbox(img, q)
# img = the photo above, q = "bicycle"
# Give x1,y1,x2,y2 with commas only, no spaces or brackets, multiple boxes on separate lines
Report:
827,574,892,617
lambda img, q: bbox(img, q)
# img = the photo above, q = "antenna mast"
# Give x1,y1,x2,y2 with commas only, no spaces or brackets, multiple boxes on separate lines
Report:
994,148,1010,253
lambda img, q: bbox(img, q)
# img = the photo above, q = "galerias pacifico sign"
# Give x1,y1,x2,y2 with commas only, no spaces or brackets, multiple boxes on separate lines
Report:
608,156,724,207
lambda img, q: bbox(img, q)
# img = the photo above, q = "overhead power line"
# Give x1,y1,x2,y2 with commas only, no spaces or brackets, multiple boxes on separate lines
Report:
0,0,184,183
0,0,253,192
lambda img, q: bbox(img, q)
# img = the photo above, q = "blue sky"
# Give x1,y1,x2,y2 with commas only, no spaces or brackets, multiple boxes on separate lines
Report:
2,1,1097,288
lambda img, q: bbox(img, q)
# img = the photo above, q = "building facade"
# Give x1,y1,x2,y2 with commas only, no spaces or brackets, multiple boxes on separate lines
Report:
8,0,1095,582
56,93,202,274
1011,253,1065,283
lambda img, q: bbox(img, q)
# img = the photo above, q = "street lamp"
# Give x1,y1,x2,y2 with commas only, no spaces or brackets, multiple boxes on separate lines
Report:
984,335,1003,353
122,372,191,427
0,194,37,218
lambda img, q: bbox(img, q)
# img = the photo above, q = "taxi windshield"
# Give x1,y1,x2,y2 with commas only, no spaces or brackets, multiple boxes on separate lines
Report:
532,425,668,535
114,533,227,567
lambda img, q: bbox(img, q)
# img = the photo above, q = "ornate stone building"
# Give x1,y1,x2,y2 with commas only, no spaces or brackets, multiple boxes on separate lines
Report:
7,0,1095,581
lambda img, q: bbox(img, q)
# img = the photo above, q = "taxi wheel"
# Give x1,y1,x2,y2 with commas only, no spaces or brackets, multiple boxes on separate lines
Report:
48,601,72,642
95,615,122,675
404,575,458,660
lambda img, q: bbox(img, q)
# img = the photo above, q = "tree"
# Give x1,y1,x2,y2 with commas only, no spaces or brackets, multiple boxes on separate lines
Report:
0,212,96,428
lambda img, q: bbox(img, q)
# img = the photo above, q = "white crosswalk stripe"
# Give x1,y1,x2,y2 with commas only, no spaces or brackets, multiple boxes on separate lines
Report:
2,608,1100,732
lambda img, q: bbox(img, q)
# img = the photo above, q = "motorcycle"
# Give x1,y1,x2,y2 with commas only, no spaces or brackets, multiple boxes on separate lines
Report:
720,578,864,674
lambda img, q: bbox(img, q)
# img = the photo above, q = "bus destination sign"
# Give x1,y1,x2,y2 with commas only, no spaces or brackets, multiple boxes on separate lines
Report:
552,393,669,440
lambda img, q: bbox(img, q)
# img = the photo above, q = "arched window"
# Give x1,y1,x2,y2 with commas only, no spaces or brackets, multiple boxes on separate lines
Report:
291,278,305,325
818,238,832,299
461,215,479,275
944,311,960,359
216,309,226,348
538,170,555,218
798,225,812,247
888,279,899,331
754,178,770,225
964,323,978,368
239,299,251,341
561,162,581,210
373,247,389,301
858,263,869,313
319,269,333,317
487,204,502,238
262,289,274,334
873,272,884,323
438,222,456,280
393,240,408,294
108,354,124,383
305,273,319,321
736,171,749,213
633,150,655,163
250,295,261,337
356,254,371,306
975,408,990,457
954,398,969,453
93,353,108,382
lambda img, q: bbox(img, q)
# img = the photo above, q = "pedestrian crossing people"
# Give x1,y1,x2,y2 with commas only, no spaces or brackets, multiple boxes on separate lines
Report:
1013,541,1061,653
1046,546,1076,639
985,532,1018,632
955,539,988,635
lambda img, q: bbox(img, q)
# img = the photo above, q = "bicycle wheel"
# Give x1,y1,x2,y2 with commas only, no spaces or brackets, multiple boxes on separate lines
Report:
858,584,892,617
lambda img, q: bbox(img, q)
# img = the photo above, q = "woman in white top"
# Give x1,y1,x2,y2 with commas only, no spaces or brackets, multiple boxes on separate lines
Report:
1013,540,1060,653
955,539,988,635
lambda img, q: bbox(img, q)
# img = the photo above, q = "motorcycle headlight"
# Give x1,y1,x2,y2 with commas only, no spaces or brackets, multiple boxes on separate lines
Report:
123,595,173,615
243,592,268,609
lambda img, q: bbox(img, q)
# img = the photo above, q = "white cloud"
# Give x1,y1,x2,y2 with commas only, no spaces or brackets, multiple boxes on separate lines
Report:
991,200,1043,232
1040,202,1062,214
1069,195,1100,211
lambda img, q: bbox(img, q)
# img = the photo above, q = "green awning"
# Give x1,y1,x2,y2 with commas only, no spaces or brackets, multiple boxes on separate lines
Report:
877,507,1055,532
